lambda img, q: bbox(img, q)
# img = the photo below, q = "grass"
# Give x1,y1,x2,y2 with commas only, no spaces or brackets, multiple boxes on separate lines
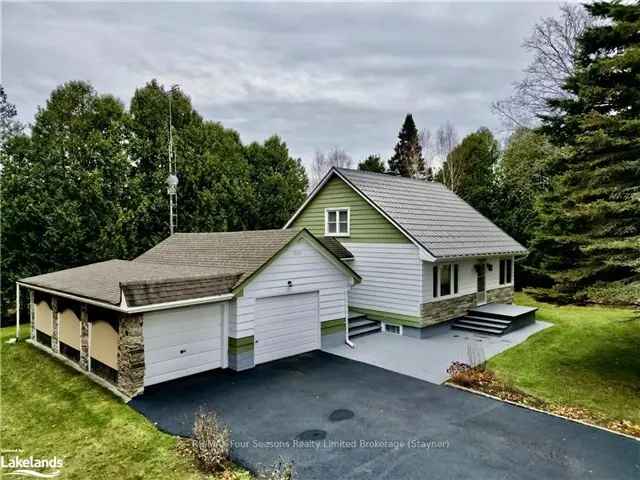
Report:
0,325,250,480
487,293,640,425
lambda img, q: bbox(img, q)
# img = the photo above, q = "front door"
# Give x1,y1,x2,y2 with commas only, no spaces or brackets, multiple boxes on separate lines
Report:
476,264,487,305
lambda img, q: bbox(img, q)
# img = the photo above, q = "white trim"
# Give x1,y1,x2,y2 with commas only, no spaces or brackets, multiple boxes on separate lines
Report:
324,207,350,237
15,283,20,339
88,318,92,372
222,302,229,369
382,322,403,336
498,258,514,286
124,294,234,313
17,282,234,314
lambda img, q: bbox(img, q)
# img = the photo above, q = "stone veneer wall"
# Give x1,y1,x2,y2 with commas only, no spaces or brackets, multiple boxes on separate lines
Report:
51,297,60,353
420,292,477,326
29,291,36,341
80,304,90,370
117,314,145,397
420,286,515,326
487,285,514,304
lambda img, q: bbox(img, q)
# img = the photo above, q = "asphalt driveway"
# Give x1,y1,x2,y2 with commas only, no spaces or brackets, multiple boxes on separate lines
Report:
131,351,639,480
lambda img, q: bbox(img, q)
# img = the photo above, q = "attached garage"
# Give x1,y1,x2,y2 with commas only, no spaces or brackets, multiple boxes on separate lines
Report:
254,291,319,365
144,303,227,386
18,228,360,399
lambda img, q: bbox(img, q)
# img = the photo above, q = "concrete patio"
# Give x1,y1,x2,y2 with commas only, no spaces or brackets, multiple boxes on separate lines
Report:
324,320,551,383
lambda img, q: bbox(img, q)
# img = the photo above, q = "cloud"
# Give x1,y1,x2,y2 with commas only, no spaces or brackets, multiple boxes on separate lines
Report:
2,1,562,166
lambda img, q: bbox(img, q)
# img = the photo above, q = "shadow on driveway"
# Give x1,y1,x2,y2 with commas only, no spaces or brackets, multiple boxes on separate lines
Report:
130,351,639,480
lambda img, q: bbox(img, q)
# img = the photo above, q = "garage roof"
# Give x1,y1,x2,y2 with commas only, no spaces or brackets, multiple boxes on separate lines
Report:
20,259,241,306
20,228,359,309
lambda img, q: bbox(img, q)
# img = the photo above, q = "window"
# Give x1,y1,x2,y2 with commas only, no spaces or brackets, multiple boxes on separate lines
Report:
432,263,460,298
383,323,402,335
499,259,513,285
432,266,438,298
325,208,350,236
440,264,451,296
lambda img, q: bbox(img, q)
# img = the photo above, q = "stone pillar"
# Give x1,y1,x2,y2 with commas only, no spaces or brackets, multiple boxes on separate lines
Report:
80,304,90,371
51,297,60,353
29,291,36,341
117,314,145,397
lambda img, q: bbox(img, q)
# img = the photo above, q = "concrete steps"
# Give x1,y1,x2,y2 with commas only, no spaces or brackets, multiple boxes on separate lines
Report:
348,313,381,339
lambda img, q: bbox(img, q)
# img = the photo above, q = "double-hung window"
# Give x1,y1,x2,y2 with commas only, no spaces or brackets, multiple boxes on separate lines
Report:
325,208,350,236
499,258,513,285
433,263,459,298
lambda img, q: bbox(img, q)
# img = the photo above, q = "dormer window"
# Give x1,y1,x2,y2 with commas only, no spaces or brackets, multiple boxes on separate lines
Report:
325,208,350,236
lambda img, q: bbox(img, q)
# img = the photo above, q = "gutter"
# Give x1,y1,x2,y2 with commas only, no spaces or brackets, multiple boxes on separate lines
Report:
16,282,234,314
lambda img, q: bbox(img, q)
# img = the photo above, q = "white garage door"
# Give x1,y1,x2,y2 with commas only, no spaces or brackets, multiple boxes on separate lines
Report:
143,303,226,386
254,292,320,365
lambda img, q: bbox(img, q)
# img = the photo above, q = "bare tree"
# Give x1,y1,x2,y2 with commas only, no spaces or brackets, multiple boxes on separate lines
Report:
310,147,353,187
419,129,435,180
434,122,463,192
492,3,593,130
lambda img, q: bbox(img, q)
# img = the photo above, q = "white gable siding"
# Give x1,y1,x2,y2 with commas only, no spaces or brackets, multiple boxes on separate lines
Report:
232,238,351,339
344,243,422,317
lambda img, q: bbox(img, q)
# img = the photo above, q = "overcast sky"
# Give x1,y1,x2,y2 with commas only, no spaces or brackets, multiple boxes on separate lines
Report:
2,1,563,167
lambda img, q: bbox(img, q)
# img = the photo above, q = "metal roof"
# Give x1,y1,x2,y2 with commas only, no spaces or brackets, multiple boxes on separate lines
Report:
334,168,527,258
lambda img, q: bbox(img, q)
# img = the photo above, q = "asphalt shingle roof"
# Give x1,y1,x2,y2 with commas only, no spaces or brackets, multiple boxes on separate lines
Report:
316,236,354,260
20,259,235,306
135,228,303,285
335,168,527,258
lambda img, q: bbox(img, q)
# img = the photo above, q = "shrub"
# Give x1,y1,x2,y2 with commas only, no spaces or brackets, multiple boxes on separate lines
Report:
191,409,231,473
257,458,295,480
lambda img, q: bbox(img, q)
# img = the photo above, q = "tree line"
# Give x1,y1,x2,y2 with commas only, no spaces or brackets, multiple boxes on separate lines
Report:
343,2,640,306
1,1,637,319
0,80,308,318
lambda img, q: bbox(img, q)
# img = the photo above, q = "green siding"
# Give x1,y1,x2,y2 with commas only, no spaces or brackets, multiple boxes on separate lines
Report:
321,318,346,335
292,177,409,243
228,336,254,354
350,307,423,328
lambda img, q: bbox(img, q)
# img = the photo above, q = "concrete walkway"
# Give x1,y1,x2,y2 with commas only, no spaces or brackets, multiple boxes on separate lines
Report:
324,321,551,383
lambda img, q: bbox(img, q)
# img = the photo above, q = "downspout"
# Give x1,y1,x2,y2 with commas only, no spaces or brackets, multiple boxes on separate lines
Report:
15,283,20,340
344,288,354,348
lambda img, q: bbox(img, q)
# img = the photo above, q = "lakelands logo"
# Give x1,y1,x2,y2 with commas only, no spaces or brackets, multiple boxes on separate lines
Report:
1,450,63,478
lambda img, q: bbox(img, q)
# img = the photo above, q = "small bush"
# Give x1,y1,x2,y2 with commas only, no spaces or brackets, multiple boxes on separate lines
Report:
257,458,295,480
191,409,231,473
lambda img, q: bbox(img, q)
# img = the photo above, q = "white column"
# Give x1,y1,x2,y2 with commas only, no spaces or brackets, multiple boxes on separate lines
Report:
15,283,20,339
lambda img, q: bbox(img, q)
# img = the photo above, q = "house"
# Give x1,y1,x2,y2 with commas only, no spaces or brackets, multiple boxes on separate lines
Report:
17,168,532,399
17,228,360,397
285,167,529,338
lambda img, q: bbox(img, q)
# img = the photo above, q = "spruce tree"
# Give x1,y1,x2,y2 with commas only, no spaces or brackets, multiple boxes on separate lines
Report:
531,1,640,305
388,114,424,178
358,154,386,173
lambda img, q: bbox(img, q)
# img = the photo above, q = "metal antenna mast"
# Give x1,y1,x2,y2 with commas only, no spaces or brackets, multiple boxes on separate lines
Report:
166,86,179,235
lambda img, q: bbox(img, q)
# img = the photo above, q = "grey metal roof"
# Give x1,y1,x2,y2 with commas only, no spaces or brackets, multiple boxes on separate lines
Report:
20,259,236,306
335,168,527,258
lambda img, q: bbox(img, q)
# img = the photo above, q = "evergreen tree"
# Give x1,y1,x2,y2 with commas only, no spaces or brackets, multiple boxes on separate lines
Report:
358,154,386,173
388,114,424,177
531,1,640,305
435,127,499,217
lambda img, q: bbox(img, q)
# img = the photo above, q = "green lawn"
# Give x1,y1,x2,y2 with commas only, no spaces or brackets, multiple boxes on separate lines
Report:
488,293,640,425
0,325,248,480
